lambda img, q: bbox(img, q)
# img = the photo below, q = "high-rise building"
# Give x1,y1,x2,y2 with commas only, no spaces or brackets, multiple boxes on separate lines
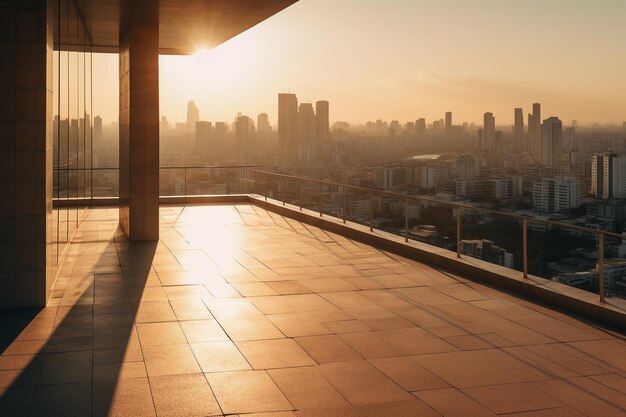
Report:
564,127,578,152
278,93,298,150
256,113,271,142
376,165,409,190
405,121,415,136
593,153,626,199
609,155,626,199
94,116,102,144
541,117,562,166
298,103,316,160
160,116,169,133
591,153,606,198
214,122,228,145
186,101,199,132
445,112,452,135
389,120,401,137
195,121,212,149
533,177,579,212
528,103,541,152
315,100,329,142
453,154,479,179
257,113,271,133
514,108,524,140
235,115,252,146
481,112,495,152
415,118,426,138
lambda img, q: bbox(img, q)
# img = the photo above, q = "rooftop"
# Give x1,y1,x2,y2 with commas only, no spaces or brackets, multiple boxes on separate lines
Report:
1,204,625,417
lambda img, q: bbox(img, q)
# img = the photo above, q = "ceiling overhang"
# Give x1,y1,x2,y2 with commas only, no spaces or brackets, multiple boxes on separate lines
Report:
56,0,298,55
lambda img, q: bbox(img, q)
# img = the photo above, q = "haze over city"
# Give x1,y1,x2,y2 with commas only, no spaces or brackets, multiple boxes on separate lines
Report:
89,0,626,125
4,1,626,416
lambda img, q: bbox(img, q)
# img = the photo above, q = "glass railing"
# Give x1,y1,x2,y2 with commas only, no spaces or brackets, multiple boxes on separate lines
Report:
250,169,625,306
51,166,625,307
54,166,257,199
159,166,256,196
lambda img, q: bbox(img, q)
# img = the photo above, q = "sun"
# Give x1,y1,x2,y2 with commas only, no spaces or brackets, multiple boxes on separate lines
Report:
192,47,212,62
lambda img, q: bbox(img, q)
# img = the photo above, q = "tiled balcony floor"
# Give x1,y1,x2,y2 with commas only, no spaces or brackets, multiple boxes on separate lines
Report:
1,204,625,417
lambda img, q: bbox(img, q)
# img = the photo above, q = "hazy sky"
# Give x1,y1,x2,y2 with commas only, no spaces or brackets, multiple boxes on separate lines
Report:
93,0,626,126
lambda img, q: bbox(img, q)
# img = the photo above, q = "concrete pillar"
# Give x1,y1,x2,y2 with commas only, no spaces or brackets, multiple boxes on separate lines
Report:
119,0,160,241
0,0,55,308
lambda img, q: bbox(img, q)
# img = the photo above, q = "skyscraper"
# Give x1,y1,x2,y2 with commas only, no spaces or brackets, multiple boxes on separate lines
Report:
540,117,562,166
528,103,541,151
298,102,316,160
564,127,577,152
257,113,271,133
591,153,606,197
608,154,626,199
481,112,495,152
235,115,252,146
214,122,228,145
256,113,271,142
160,116,169,133
445,112,452,135
315,100,329,142
278,93,298,150
415,118,426,138
592,153,626,199
187,101,199,132
195,121,212,150
94,115,102,145
514,108,524,140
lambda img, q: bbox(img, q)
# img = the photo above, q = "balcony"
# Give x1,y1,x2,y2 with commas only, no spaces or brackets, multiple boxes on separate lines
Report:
1,195,625,416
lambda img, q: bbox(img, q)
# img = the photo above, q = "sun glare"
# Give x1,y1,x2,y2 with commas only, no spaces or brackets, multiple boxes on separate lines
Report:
192,47,212,60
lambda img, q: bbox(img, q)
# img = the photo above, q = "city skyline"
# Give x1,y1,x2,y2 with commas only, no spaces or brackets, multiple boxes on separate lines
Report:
90,0,626,125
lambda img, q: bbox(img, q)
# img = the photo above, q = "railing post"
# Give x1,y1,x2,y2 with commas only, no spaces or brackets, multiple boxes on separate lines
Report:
523,219,528,278
342,186,347,224
456,207,462,258
319,182,323,217
404,197,409,243
282,177,286,206
227,168,231,195
184,168,187,197
299,179,302,211
264,173,268,202
370,191,374,232
599,232,605,303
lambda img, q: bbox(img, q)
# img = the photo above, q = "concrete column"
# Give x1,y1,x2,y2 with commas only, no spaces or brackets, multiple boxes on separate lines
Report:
119,0,160,241
0,0,55,308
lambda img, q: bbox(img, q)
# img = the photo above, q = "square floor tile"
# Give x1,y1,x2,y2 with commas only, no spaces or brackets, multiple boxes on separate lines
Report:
268,366,350,410
237,339,316,369
137,322,186,347
295,335,362,363
150,373,221,417
191,341,251,372
142,344,201,377
319,360,414,405
206,370,293,414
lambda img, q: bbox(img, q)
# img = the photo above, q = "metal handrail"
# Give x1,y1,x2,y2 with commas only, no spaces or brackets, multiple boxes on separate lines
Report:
55,165,257,171
252,169,613,303
54,165,614,303
251,169,624,240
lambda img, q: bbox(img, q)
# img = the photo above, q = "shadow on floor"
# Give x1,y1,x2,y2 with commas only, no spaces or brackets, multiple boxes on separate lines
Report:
0,309,43,355
0,230,157,417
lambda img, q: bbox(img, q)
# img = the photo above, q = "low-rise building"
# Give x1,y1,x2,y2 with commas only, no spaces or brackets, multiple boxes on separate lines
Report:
460,239,514,268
